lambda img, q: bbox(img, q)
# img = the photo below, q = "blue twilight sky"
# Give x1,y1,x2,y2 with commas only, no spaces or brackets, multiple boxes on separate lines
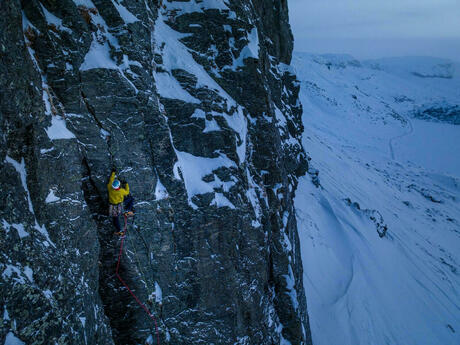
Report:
288,0,460,61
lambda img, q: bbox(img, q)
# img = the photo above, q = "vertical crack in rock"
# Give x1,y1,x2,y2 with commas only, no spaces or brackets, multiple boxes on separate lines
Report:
80,90,115,165
81,157,138,345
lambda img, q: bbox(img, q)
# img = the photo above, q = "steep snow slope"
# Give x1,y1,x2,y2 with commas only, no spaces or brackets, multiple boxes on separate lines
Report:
293,53,460,345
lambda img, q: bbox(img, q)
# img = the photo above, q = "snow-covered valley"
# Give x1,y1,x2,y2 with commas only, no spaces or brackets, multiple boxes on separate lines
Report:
293,53,460,345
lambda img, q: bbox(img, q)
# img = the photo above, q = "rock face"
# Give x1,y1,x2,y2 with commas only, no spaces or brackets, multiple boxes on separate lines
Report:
0,1,311,344
413,104,460,125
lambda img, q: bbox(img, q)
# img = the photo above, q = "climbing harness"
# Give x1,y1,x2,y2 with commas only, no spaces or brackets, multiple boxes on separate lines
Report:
115,209,161,345
114,194,135,237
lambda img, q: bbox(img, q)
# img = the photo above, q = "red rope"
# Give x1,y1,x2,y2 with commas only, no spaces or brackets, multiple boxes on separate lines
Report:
116,214,160,345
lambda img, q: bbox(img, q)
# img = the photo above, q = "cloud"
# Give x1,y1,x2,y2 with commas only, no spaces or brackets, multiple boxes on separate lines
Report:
289,0,460,60
289,0,460,37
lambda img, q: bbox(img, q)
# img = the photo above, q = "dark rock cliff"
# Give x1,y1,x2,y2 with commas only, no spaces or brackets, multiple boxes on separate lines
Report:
0,0,311,344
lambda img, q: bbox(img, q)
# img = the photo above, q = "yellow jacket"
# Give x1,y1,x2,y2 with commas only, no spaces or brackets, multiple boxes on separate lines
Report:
107,172,130,205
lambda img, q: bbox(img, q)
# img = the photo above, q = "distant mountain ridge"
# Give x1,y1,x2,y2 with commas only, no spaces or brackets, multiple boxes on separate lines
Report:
293,52,460,126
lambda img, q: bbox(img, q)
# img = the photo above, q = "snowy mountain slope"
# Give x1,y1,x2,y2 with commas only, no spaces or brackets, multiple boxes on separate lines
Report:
293,53,460,345
292,53,460,175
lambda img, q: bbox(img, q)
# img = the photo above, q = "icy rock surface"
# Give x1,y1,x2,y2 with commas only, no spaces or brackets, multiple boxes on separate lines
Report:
0,1,311,344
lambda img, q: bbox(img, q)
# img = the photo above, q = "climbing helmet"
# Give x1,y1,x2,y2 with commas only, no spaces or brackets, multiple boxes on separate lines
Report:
112,179,121,190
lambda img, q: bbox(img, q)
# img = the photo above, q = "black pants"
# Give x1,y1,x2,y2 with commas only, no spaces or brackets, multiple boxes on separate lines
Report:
112,216,121,232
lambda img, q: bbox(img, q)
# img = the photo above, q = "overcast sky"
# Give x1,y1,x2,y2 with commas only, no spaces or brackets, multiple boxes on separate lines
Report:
288,0,460,61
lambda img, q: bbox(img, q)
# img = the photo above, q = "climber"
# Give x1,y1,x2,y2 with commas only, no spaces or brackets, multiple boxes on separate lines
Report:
108,168,130,234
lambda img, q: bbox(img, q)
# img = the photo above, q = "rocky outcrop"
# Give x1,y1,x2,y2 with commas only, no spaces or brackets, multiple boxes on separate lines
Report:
413,104,460,125
0,0,311,344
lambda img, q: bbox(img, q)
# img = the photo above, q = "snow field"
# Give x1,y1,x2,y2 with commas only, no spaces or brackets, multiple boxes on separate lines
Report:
293,53,460,345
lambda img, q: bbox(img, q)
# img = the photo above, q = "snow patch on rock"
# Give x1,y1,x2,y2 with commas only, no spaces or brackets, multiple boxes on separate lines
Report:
4,332,25,345
46,116,76,140
46,189,61,203
111,0,139,23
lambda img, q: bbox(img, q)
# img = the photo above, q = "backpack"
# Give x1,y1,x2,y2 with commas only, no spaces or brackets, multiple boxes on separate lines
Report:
123,194,135,215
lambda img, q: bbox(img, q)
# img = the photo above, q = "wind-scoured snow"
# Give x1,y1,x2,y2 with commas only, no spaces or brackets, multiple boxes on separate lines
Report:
220,107,247,163
4,156,34,213
111,0,139,24
154,5,254,209
4,332,25,345
76,4,141,97
154,18,239,109
163,0,231,14
1,220,11,234
3,306,9,320
12,224,29,239
46,116,76,140
154,178,169,200
174,150,236,208
2,263,33,285
154,72,200,103
293,53,460,345
245,168,263,226
23,266,33,283
45,189,61,203
39,3,72,33
4,156,55,247
228,27,259,70
284,265,299,311
71,0,95,6
80,40,118,71
203,118,221,133
211,192,235,209
154,282,163,303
